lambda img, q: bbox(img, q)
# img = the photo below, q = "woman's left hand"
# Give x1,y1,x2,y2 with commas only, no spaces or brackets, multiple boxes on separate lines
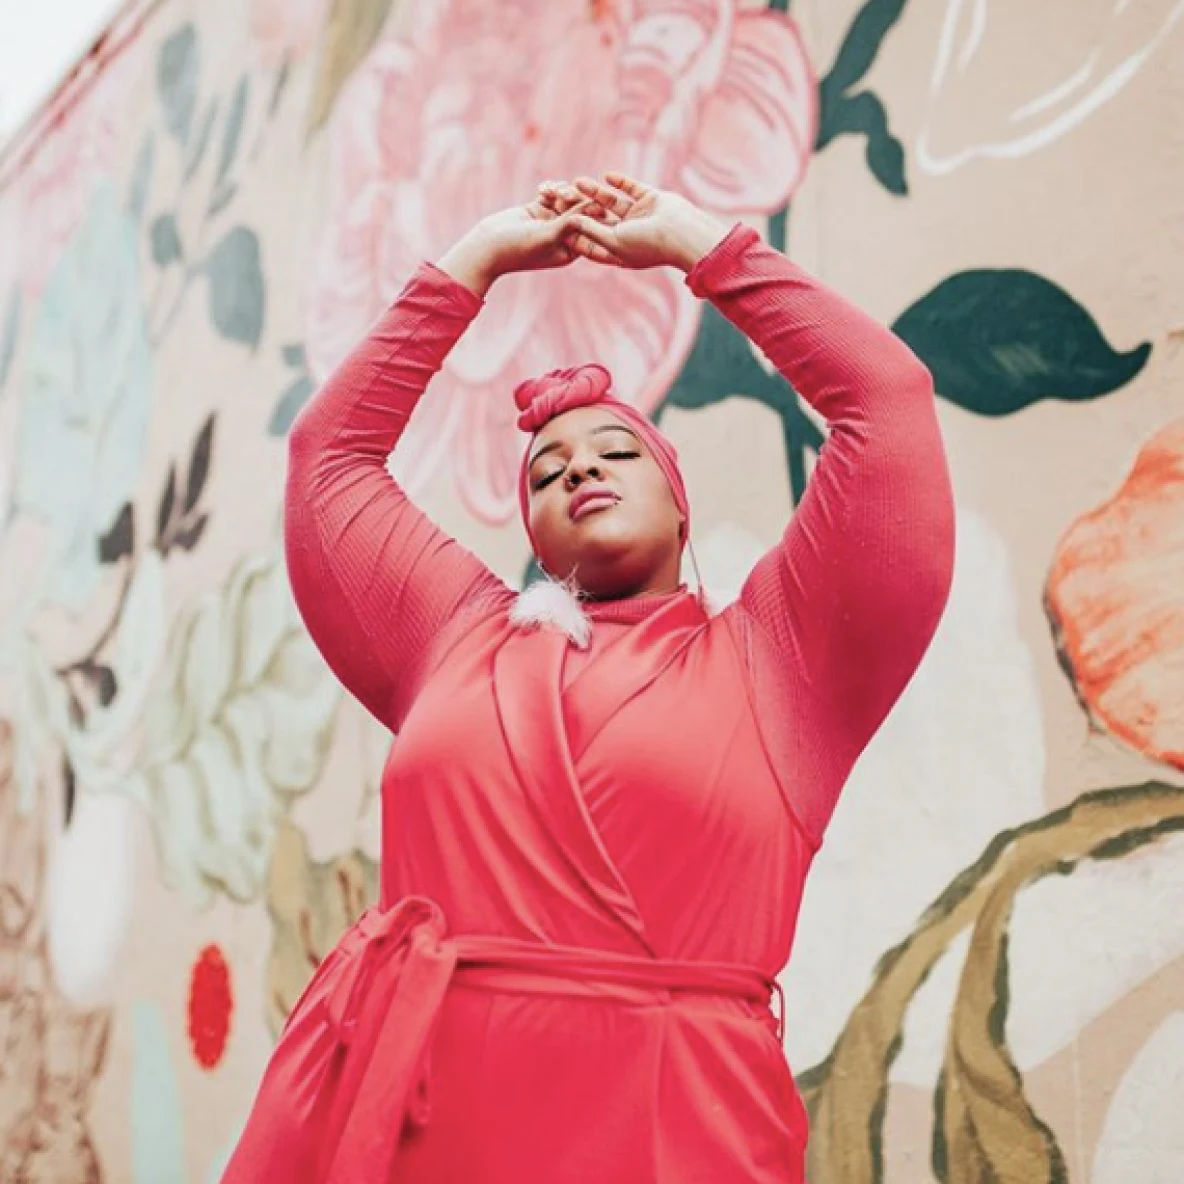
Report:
541,173,731,273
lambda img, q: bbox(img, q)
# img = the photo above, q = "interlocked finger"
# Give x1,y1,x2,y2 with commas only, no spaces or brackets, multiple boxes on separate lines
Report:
573,175,633,218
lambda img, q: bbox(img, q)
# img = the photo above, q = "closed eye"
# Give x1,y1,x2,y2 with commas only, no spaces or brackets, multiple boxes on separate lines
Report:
531,450,640,492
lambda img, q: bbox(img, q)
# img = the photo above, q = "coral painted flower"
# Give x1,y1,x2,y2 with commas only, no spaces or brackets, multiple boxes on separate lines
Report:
1045,418,1184,770
188,944,233,1069
306,0,817,522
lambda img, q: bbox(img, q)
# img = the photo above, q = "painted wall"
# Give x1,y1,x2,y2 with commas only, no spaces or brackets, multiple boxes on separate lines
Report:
1,1,1181,1180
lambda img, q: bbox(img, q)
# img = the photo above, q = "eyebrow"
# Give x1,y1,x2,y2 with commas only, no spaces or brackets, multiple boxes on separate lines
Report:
528,424,640,468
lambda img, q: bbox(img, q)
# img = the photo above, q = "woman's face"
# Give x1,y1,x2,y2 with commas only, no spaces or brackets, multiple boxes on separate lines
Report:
525,405,684,600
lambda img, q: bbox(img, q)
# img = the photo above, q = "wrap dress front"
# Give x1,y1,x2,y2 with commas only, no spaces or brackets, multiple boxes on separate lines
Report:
222,225,955,1182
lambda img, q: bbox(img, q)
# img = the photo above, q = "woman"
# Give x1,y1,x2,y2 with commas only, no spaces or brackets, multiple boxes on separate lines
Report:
223,173,954,1183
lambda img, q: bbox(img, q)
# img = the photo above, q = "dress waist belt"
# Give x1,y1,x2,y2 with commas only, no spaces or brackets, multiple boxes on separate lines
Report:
304,896,784,1182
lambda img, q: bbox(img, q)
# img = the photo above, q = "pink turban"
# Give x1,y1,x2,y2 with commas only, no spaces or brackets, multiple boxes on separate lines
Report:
514,364,689,549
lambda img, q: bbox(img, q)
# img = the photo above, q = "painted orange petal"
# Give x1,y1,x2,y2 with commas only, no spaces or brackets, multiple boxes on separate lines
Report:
1046,419,1184,770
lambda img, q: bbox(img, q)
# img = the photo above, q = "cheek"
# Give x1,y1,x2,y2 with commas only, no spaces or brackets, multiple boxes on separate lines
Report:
528,496,570,558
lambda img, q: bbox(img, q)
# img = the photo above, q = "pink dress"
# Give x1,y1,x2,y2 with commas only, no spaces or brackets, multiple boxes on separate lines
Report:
221,225,955,1182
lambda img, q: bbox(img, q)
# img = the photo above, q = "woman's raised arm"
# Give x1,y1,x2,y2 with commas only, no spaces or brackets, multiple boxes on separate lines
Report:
689,226,955,828
285,200,594,728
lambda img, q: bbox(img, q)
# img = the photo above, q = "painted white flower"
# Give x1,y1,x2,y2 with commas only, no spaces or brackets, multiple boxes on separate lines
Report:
1093,1012,1184,1183
123,545,341,904
686,521,767,609
918,0,1184,175
781,507,1047,1079
47,790,141,1007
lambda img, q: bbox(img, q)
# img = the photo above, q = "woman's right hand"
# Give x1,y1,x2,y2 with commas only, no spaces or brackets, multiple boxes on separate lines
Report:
436,184,601,296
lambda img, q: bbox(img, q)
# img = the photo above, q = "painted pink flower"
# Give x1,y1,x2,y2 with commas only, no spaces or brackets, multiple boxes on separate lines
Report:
306,0,818,523
0,52,129,301
250,0,327,66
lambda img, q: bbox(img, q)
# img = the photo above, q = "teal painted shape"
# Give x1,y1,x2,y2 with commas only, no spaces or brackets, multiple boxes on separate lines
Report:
203,226,265,348
131,1001,187,1184
892,269,1153,417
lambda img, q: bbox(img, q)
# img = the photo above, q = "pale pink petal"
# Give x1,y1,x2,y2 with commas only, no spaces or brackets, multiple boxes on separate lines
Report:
614,0,729,183
328,41,424,212
678,11,817,213
250,0,327,65
305,181,398,381
550,264,702,415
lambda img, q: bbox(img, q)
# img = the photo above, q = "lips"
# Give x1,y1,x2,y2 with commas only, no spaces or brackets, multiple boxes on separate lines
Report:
568,487,621,521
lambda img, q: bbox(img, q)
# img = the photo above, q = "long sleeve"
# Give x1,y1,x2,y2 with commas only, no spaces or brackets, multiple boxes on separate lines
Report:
285,263,510,729
690,225,955,841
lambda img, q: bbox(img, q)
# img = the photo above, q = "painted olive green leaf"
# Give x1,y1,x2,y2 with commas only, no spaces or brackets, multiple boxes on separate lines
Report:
660,304,823,502
203,226,265,348
268,375,316,436
156,24,200,145
217,76,250,188
307,0,395,135
936,900,1068,1183
126,132,155,223
268,56,292,120
800,782,1184,1184
893,269,1152,417
0,287,20,391
149,213,184,267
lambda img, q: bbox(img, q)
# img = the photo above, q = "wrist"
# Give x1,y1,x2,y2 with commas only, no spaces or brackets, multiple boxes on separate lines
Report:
436,225,501,297
667,211,731,273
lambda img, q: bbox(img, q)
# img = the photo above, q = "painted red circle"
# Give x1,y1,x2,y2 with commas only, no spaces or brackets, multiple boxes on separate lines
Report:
188,944,233,1069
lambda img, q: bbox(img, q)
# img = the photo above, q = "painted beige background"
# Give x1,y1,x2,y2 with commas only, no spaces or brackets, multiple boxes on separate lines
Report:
0,0,1181,1180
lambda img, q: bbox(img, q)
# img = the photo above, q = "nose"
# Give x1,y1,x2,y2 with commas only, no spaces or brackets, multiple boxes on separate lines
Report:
564,450,603,489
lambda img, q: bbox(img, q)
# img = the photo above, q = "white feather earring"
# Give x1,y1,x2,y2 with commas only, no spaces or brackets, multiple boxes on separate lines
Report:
509,574,592,648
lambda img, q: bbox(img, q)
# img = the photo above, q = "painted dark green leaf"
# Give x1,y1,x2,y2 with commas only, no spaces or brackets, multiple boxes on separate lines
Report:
0,287,20,391
150,213,184,266
204,226,265,347
127,132,156,222
661,305,824,502
268,375,316,435
174,511,209,551
816,0,910,197
156,23,200,144
217,76,250,187
819,0,908,99
892,269,1153,417
98,503,135,565
182,98,218,181
820,90,907,195
184,414,216,511
156,463,178,547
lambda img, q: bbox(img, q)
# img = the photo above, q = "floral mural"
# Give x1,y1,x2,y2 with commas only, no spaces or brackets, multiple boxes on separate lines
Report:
0,0,1182,1180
